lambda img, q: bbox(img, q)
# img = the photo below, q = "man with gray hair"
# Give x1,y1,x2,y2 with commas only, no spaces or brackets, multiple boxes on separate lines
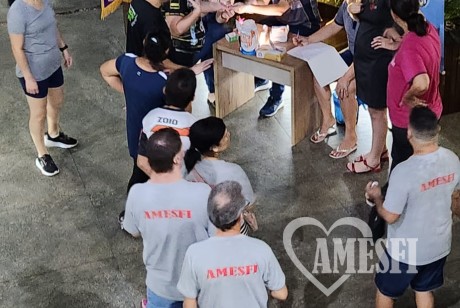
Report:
177,181,288,308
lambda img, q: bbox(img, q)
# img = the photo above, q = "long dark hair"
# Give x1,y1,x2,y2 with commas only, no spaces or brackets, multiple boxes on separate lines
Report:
184,117,226,173
143,31,171,71
390,0,427,36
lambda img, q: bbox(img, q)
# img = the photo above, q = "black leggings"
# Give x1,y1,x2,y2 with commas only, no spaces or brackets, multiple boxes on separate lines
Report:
127,158,149,194
390,126,413,173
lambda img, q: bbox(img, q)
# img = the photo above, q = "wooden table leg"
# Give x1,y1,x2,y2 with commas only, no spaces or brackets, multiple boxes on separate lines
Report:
291,64,321,145
214,47,254,118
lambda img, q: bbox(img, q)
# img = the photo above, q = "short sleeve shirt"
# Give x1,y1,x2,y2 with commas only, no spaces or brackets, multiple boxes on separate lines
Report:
126,0,171,56
123,180,212,300
163,0,205,53
387,23,442,128
7,0,61,80
141,107,197,152
185,159,256,204
115,54,167,158
384,147,460,265
177,235,286,307
334,1,359,54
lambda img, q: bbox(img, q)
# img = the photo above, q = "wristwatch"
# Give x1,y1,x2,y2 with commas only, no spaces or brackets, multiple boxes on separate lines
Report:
59,44,68,52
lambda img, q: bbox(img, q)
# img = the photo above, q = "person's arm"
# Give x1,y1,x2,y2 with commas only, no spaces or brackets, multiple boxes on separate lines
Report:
9,33,39,95
293,21,343,46
56,27,72,68
365,181,401,224
271,286,288,300
183,298,198,308
100,59,124,93
401,74,430,108
231,0,289,16
165,0,202,37
137,154,153,175
200,1,226,13
452,189,460,217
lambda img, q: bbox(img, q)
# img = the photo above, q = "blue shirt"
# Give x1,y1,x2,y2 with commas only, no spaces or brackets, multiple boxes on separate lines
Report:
116,54,167,158
334,1,359,55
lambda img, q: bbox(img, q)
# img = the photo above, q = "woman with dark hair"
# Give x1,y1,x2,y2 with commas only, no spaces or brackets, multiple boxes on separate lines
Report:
8,0,77,176
372,0,442,171
184,117,255,234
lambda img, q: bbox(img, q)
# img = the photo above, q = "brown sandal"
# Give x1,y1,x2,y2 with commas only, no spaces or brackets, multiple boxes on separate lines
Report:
347,159,381,174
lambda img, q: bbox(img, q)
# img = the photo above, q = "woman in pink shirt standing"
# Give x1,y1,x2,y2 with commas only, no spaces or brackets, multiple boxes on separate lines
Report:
372,0,442,171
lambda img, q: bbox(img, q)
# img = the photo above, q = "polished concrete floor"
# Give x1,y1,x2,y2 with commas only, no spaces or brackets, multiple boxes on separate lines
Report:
0,3,459,308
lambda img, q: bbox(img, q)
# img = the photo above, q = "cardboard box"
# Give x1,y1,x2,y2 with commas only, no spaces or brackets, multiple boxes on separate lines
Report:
256,46,286,62
225,32,239,43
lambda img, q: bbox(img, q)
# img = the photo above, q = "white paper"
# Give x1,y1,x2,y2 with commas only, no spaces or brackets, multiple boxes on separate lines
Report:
287,42,349,87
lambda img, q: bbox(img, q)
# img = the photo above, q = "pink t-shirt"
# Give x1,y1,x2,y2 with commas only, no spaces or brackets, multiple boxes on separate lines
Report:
387,23,442,128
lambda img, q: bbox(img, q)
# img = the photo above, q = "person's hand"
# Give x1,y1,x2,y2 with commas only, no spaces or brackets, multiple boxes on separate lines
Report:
371,36,399,51
383,27,402,43
292,36,308,46
221,9,235,21
62,49,73,68
24,76,39,95
188,0,202,14
365,181,382,202
231,3,247,14
336,76,350,99
191,58,213,74
401,96,427,108
347,0,363,15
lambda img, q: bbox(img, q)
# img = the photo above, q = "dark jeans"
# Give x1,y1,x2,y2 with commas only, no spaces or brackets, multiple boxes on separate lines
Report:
127,157,149,193
256,19,320,100
194,13,231,94
390,126,413,173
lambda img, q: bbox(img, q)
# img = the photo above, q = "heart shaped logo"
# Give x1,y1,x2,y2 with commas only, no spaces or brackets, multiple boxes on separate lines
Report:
283,217,373,296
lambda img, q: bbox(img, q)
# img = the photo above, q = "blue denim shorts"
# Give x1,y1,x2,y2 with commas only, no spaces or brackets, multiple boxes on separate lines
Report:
146,288,183,308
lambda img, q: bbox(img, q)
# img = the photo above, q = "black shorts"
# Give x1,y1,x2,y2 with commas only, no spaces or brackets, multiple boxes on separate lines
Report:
19,67,64,99
375,249,447,298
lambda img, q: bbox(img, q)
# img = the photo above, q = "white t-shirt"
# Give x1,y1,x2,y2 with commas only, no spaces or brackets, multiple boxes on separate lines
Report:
384,147,460,265
177,235,286,308
123,179,212,300
186,159,256,204
142,106,196,150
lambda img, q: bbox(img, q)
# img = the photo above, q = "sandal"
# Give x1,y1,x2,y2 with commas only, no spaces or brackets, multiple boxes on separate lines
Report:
310,124,337,144
329,144,358,159
354,149,389,163
346,158,381,174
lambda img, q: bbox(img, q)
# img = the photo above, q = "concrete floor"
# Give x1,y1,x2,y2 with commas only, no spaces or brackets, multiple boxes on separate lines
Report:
1,2,460,307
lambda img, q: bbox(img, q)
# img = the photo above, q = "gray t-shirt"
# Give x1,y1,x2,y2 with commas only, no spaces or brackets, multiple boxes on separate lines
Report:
384,147,460,265
177,235,286,308
185,159,256,204
7,0,61,81
334,1,359,55
123,179,212,300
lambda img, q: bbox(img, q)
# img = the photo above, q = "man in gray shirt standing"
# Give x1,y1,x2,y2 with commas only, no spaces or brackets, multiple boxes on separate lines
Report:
177,181,288,308
366,107,460,308
123,128,212,308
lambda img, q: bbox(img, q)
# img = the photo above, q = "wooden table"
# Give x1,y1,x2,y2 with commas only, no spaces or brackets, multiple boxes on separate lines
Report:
213,36,321,146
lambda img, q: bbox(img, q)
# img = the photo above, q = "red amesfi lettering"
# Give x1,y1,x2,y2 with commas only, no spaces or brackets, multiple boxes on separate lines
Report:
144,210,192,219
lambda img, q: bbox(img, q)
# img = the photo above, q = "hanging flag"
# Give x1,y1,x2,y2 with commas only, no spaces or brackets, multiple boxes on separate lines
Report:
101,0,131,20
420,0,445,72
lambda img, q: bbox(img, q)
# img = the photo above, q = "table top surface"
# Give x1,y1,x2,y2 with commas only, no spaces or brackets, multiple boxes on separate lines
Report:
215,33,308,71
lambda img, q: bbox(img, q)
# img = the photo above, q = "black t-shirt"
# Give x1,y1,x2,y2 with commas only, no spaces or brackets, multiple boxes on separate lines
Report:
163,0,205,53
126,0,171,56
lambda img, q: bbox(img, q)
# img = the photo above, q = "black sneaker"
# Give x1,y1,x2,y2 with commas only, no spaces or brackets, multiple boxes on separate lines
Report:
254,79,270,93
35,154,59,176
259,96,285,117
118,210,125,230
44,132,78,149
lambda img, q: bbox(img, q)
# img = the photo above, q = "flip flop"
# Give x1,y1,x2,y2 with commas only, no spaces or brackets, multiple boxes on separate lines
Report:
310,124,337,144
346,159,381,174
329,144,358,159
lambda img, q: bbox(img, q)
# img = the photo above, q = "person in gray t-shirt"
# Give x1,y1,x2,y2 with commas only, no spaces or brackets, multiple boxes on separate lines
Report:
184,117,256,234
293,0,360,159
7,0,77,177
177,181,287,308
123,128,212,308
366,107,460,308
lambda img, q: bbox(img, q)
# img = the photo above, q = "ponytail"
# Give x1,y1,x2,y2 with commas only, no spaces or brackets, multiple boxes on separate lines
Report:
407,12,427,37
390,0,427,37
184,147,202,173
143,31,171,71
